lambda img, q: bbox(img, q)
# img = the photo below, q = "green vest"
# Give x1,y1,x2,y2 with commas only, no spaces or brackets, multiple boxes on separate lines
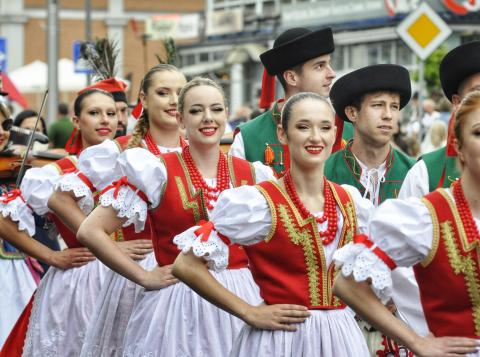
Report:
238,103,287,176
421,147,460,192
325,141,415,204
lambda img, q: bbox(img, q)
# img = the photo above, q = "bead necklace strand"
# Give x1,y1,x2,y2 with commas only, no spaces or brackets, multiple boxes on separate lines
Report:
182,146,230,210
144,130,188,156
283,170,338,245
453,179,480,245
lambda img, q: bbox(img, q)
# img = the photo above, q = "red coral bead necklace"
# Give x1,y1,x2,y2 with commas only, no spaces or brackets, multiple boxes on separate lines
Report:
284,170,338,245
182,146,230,210
453,179,480,245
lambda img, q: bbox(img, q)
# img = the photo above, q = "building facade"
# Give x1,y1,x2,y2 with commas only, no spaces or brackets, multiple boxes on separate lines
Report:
0,0,479,115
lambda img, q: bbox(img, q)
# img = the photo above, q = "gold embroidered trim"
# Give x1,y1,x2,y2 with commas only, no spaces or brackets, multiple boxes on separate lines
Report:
440,189,479,252
328,183,357,305
441,220,480,334
175,176,201,222
227,155,236,187
278,203,320,306
420,197,441,267
177,153,208,219
256,184,277,243
157,157,167,205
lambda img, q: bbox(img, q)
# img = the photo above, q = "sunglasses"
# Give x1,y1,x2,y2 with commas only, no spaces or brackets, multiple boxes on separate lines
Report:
1,119,13,131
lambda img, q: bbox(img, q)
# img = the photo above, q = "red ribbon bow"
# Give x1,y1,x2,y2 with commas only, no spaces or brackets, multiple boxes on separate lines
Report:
354,234,397,270
100,176,149,203
194,220,215,242
0,189,25,204
110,176,129,199
193,220,232,245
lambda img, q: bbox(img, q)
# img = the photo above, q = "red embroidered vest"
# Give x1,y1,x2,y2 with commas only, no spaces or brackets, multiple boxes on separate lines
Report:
414,189,480,338
150,152,254,268
244,180,357,309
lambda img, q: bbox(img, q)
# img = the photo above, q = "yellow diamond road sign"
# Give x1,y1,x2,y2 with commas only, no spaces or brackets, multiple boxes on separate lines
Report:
397,2,452,60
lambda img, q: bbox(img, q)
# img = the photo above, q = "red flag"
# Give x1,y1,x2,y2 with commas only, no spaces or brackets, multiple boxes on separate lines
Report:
0,72,29,109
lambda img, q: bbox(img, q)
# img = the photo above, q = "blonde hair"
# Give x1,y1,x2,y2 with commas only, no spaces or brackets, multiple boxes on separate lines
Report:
178,77,227,115
429,121,447,148
128,64,184,149
454,90,480,145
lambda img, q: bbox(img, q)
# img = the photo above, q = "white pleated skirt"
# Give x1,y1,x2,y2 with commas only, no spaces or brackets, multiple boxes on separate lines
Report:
122,267,262,357
22,258,108,357
80,252,157,357
0,258,37,349
230,308,369,357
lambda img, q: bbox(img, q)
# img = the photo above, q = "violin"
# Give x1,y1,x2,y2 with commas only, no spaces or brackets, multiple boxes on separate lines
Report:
0,150,66,180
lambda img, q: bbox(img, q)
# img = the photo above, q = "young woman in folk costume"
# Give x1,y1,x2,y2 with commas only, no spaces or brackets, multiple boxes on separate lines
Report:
333,90,480,356
0,89,123,357
0,102,39,350
172,92,372,356
49,64,188,356
76,77,274,356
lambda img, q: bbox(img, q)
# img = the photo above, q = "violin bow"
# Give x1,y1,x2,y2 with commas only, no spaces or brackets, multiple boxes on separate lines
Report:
15,89,49,187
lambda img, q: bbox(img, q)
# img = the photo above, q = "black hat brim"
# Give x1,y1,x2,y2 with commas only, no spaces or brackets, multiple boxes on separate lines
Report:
330,64,411,122
260,27,334,76
440,41,480,102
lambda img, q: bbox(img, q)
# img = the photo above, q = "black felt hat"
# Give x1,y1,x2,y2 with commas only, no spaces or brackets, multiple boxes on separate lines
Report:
260,27,334,76
440,41,480,102
330,64,411,122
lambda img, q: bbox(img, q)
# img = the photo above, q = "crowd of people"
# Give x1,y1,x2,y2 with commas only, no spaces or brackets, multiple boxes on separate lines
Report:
0,26,480,357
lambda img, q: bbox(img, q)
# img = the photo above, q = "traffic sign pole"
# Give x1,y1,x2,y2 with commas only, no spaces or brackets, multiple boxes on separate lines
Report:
418,58,425,139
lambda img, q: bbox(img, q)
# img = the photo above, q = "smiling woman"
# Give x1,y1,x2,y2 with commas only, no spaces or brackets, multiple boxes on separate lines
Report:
75,77,274,356
333,91,480,357
46,65,188,357
170,92,374,357
0,88,119,356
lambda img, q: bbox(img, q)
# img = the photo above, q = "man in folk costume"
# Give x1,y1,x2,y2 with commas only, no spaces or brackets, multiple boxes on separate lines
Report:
229,27,339,176
325,64,415,357
325,64,415,205
400,40,480,198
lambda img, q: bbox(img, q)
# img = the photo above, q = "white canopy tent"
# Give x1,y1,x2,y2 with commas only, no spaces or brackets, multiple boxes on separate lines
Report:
9,59,89,93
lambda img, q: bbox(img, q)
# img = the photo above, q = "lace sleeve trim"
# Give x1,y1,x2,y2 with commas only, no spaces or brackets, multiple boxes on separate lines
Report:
0,190,35,236
334,240,393,304
56,173,94,214
173,223,230,272
100,185,148,233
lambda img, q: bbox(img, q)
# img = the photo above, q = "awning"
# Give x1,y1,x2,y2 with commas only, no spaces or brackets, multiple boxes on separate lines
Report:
225,43,267,64
0,72,29,108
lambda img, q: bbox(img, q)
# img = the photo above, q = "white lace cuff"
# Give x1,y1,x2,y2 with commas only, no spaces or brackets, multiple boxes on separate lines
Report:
334,243,393,304
100,186,148,233
0,196,35,236
173,226,229,272
56,173,94,214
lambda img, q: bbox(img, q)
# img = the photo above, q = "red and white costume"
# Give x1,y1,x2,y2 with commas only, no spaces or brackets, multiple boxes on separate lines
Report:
335,185,480,351
57,137,183,356
0,156,110,356
100,147,273,357
174,180,372,356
